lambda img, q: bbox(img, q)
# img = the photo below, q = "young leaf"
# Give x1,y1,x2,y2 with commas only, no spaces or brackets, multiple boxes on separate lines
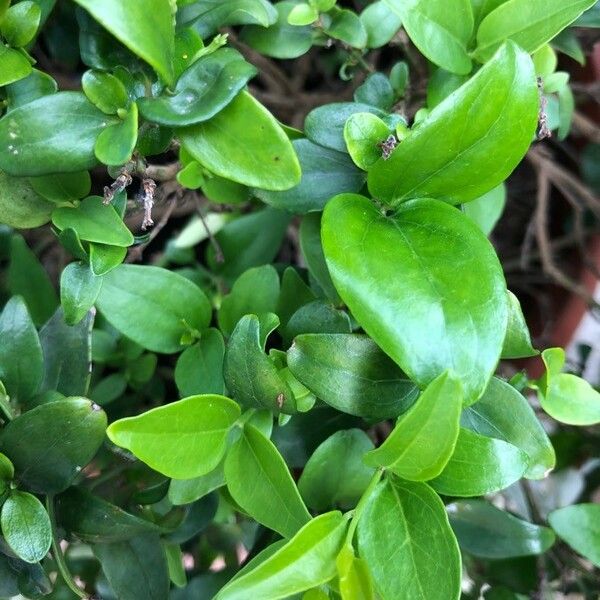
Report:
322,194,508,403
180,91,301,191
94,102,138,166
430,428,528,496
224,423,312,539
215,511,347,599
448,500,555,558
501,291,538,358
344,112,392,170
72,0,175,84
548,504,600,567
82,69,130,114
288,333,418,419
463,184,506,236
1,491,51,564
0,45,31,86
364,372,462,481
357,478,461,600
89,243,127,276
107,394,241,479
0,398,107,494
336,543,375,600
0,170,54,229
384,0,473,74
0,1,41,47
96,264,212,353
360,1,403,49
367,42,538,206
60,262,103,325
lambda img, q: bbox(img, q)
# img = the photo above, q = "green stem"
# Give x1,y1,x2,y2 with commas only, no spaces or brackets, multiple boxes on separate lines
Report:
345,468,383,544
46,495,89,600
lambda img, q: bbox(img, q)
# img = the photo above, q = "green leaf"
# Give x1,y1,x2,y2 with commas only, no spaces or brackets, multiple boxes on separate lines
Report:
357,478,461,600
449,500,555,558
0,398,107,494
219,265,280,336
181,91,300,191
216,511,347,599
94,102,138,166
94,534,170,600
29,171,91,204
298,429,375,511
430,428,528,497
538,347,600,425
364,372,462,481
463,184,506,236
0,92,118,176
139,48,256,126
60,262,103,325
1,491,51,564
175,329,226,397
5,68,57,108
52,196,134,247
285,300,351,340
0,169,54,228
324,9,367,48
548,504,600,567
224,423,311,539
336,543,375,600
1,1,41,47
277,267,317,327
224,314,296,414
169,461,225,505
89,242,127,276
72,0,175,84
288,333,418,420
96,264,212,353
322,194,508,403
288,3,318,25
240,1,313,60
344,113,392,170
367,42,538,206
82,69,130,114
56,487,165,543
107,394,241,479
255,139,366,213
360,0,403,49
461,377,555,479
384,0,473,74
0,45,31,86
475,0,597,62
0,296,43,403
0,453,15,481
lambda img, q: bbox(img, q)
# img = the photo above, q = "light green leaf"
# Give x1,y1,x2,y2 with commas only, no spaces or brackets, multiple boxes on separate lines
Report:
224,423,311,539
94,102,138,166
502,291,538,358
0,45,32,86
344,112,392,170
60,262,103,326
360,1,403,49
357,478,461,600
324,9,367,48
336,543,375,600
288,3,318,25
82,69,130,114
107,394,241,479
463,184,506,236
169,461,225,505
364,372,462,480
180,91,301,191
89,243,127,276
96,264,212,353
367,42,538,206
1,1,41,47
548,504,600,567
72,0,175,84
322,194,508,403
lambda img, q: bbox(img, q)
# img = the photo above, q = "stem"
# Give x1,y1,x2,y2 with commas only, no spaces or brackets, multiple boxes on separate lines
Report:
345,469,383,544
46,495,89,600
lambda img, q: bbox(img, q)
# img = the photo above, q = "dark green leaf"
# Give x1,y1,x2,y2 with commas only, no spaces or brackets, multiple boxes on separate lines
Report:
29,171,91,204
548,504,600,567
60,262,103,325
324,9,367,48
276,267,317,327
0,169,54,229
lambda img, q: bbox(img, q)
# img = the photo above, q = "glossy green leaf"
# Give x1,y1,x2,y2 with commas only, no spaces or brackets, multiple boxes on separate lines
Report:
72,0,175,84
0,45,31,86
216,511,347,599
0,296,43,403
0,453,15,481
548,504,600,567
288,3,318,25
29,171,91,204
96,264,212,353
344,113,392,170
322,194,508,403
94,534,170,600
56,487,165,543
357,478,461,600
0,92,118,176
470,0,507,26
169,461,225,506
181,91,301,191
298,429,375,511
288,333,418,420
461,377,555,479
430,428,528,496
53,196,134,247
0,398,107,494
324,9,367,48
139,49,256,126
336,543,375,600
108,394,240,479
95,102,138,166
0,169,54,228
5,68,57,109
463,184,506,236
82,69,130,114
89,242,127,276
175,329,226,397
360,0,403,48
384,0,473,74
367,43,538,206
1,491,51,564
538,348,600,425
60,262,103,325
285,300,351,341
224,423,311,539
449,500,555,558
475,0,596,62
364,372,462,480
1,1,41,47
256,139,366,213
277,267,317,327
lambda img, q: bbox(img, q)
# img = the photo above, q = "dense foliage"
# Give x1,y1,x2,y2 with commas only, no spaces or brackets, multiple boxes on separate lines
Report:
0,0,599,598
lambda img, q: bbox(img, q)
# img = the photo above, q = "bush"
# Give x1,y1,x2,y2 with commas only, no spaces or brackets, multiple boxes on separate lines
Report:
0,0,599,598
